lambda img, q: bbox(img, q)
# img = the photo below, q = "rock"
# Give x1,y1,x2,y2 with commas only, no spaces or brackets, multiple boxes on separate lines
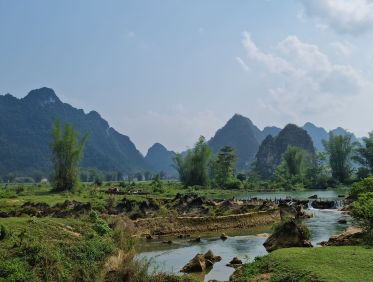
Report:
162,240,172,244
308,194,318,199
320,227,364,246
228,257,242,266
180,253,207,273
145,234,153,240
263,220,313,252
311,200,335,209
220,233,228,240
180,250,221,273
338,194,345,198
191,236,201,242
338,219,347,224
256,233,270,238
204,250,222,263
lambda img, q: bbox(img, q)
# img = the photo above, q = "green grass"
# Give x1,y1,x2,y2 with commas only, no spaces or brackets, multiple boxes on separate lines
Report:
239,246,373,282
0,216,115,282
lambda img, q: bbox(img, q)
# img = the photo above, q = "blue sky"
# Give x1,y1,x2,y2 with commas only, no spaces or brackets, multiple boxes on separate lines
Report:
1,0,373,153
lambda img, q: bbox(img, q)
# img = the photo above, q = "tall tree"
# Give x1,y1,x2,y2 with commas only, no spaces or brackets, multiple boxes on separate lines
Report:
322,133,354,183
282,145,306,177
173,136,212,186
51,120,88,191
354,132,373,173
212,146,236,187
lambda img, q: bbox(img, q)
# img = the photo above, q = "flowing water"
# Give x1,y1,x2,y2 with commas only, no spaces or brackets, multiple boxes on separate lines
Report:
136,189,351,282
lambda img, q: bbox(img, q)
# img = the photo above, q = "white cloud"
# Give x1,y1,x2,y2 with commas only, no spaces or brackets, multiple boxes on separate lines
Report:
241,32,370,125
235,56,250,71
299,0,373,34
330,41,354,56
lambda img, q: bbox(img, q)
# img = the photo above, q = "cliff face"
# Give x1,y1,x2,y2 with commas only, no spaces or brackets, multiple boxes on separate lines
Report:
254,124,315,179
208,114,260,171
145,143,177,177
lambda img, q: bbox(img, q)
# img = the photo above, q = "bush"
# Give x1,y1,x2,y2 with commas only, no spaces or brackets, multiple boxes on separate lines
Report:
0,224,8,240
92,219,112,236
350,176,373,199
351,192,373,244
224,178,243,189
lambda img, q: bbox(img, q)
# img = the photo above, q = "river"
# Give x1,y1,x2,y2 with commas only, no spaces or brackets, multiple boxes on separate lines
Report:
136,189,351,282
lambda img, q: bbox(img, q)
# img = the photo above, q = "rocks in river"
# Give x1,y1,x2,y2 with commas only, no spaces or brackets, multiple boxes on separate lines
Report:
338,219,347,224
180,250,221,273
220,233,228,240
227,257,243,268
338,194,345,198
145,234,153,240
162,240,172,244
311,200,336,209
308,194,318,199
256,233,270,238
279,200,312,220
263,220,313,252
320,227,364,246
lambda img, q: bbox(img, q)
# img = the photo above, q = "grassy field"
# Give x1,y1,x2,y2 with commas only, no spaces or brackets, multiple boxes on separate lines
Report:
0,216,116,282
0,181,244,213
236,246,373,282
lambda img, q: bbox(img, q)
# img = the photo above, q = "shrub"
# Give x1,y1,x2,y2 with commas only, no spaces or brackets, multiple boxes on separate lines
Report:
350,176,373,199
351,192,373,244
0,224,8,240
93,219,112,236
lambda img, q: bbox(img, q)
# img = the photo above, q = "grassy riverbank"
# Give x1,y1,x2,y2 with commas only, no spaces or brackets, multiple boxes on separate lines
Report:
233,246,373,282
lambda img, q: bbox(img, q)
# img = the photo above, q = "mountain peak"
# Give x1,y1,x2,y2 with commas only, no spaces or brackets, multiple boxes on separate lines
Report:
23,87,61,106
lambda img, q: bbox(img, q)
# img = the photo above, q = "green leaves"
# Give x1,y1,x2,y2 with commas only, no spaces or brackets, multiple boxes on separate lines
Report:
51,120,88,191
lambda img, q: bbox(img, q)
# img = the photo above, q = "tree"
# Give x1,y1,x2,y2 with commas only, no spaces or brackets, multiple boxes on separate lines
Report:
272,145,309,190
322,133,354,183
351,192,373,244
354,132,373,174
51,120,88,191
212,146,237,188
173,136,212,186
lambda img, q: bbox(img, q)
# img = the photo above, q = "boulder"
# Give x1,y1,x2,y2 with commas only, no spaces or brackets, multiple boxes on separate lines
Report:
204,250,221,263
311,200,335,209
263,220,313,252
320,227,364,246
338,219,347,224
220,233,228,240
227,257,243,268
308,194,318,199
180,253,208,273
180,250,221,273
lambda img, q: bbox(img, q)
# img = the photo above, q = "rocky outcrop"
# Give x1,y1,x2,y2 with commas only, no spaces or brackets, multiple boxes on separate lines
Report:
254,124,315,179
263,220,313,252
180,250,221,273
227,257,243,268
279,200,313,220
320,227,364,246
311,200,336,209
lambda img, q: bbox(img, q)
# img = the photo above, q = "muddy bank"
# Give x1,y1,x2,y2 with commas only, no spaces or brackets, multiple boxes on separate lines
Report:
132,209,280,236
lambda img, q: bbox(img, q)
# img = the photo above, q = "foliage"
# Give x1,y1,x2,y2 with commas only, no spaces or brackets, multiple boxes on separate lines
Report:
271,145,310,190
351,192,373,243
211,146,237,188
173,136,212,186
353,132,373,172
304,152,330,189
349,176,373,199
51,120,88,191
0,224,8,241
322,133,355,184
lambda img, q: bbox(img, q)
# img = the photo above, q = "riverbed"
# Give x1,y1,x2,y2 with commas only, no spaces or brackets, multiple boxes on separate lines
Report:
136,189,351,282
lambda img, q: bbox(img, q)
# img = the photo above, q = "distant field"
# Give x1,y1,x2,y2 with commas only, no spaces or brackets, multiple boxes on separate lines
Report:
236,246,373,282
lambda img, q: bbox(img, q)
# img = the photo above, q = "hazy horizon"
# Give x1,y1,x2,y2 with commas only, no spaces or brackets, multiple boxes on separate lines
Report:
1,0,373,153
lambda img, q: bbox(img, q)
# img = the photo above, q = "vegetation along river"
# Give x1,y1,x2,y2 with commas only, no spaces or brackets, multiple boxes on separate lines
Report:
136,189,351,281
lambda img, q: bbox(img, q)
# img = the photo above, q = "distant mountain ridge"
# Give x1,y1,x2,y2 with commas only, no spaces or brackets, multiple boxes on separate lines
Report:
145,143,177,177
255,124,315,179
0,87,150,178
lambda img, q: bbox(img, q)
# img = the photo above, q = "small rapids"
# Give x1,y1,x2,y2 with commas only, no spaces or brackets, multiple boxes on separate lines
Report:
136,189,351,282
